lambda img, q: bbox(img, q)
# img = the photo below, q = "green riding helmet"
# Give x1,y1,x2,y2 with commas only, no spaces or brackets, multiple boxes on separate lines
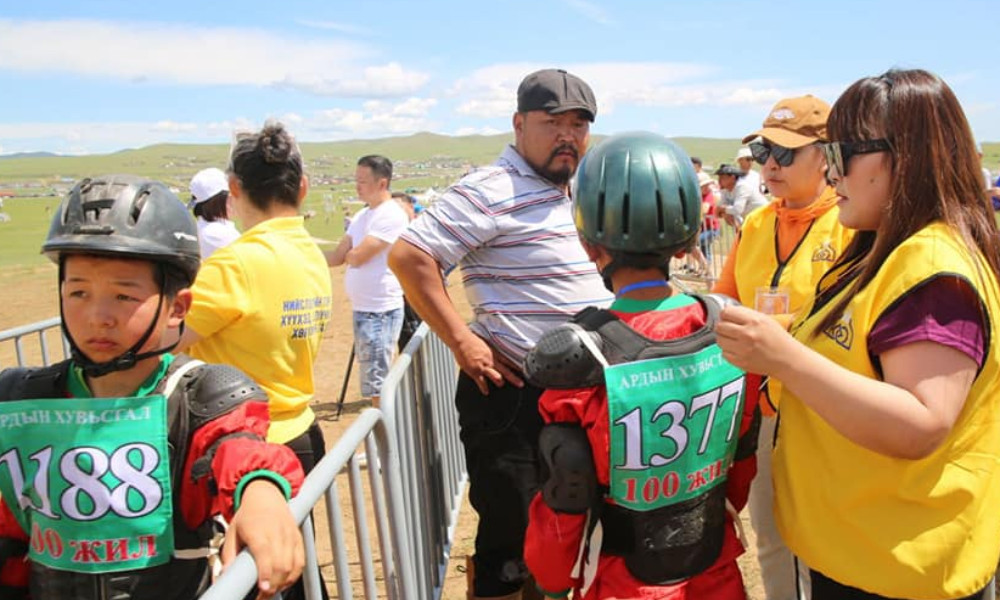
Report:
574,132,701,258
43,174,201,283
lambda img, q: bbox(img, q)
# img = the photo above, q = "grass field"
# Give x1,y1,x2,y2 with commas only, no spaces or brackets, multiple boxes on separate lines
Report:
2,132,997,274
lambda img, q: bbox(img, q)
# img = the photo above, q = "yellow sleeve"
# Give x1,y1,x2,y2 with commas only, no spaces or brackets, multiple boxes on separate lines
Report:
186,247,250,339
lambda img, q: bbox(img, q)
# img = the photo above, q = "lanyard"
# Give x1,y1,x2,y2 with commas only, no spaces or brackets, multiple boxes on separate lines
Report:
616,279,669,298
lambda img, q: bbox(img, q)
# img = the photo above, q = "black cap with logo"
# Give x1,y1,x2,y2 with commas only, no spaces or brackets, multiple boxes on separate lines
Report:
517,69,597,122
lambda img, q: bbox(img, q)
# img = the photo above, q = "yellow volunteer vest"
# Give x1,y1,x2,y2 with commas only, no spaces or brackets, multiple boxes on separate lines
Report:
734,192,850,413
774,222,1000,599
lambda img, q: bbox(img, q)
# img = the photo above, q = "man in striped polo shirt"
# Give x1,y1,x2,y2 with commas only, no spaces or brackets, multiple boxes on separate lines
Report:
389,69,611,600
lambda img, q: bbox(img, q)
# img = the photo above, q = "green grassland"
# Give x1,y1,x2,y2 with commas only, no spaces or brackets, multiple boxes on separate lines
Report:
2,132,996,273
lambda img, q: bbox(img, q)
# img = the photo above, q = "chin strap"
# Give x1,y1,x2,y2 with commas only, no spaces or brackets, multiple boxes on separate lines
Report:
59,260,183,379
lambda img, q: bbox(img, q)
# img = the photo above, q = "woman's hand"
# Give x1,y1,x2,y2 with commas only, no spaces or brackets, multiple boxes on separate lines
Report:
715,305,798,376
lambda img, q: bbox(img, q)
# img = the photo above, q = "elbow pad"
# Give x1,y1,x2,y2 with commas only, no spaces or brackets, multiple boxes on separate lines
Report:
539,424,599,514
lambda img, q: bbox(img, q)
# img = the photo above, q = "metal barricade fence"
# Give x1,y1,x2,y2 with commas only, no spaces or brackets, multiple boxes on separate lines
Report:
380,322,465,600
201,407,415,600
200,322,465,599
0,316,68,368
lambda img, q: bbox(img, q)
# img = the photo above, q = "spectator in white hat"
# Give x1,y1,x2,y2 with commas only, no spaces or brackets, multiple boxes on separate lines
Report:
736,146,764,196
189,167,240,259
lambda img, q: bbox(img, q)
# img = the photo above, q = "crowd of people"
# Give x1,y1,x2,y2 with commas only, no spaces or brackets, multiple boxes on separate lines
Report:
2,64,1000,600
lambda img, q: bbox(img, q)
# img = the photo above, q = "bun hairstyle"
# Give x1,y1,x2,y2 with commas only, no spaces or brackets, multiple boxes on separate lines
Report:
229,121,305,210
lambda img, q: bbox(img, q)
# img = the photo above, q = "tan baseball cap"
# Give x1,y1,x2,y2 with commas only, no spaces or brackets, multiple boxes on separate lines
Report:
742,95,831,148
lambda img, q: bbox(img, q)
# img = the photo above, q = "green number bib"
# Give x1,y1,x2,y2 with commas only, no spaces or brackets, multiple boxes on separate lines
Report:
0,395,174,573
606,345,745,511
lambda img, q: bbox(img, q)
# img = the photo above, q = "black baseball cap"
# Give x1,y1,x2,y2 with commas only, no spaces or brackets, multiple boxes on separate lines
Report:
714,164,743,177
517,69,597,122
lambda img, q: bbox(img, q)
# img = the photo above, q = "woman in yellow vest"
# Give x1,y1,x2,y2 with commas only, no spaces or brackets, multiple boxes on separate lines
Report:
713,95,853,600
716,68,1000,600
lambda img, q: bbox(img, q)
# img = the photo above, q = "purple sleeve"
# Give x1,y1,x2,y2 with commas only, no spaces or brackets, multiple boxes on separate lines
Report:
869,276,986,368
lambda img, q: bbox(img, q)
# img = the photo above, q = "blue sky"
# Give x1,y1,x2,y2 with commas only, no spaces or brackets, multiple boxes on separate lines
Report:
0,0,996,155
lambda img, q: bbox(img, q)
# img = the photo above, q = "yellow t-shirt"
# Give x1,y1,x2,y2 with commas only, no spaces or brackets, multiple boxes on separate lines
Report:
186,216,333,443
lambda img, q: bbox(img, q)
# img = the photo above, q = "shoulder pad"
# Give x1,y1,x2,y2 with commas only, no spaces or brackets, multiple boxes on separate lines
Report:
524,320,607,389
186,364,267,430
525,295,739,389
0,362,69,401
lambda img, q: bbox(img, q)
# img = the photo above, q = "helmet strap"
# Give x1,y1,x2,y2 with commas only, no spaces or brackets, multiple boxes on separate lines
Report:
59,260,183,379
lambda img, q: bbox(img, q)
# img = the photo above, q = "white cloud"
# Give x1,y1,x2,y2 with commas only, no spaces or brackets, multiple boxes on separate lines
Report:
561,0,615,26
0,96,447,152
279,62,430,97
307,97,439,136
0,18,427,97
362,97,438,117
453,126,504,136
450,62,813,118
152,120,198,133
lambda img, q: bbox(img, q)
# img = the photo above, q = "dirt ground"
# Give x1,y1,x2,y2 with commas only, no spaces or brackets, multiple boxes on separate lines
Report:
0,263,764,599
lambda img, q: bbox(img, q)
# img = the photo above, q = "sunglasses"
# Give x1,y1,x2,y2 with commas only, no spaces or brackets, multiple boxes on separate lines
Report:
822,139,892,183
749,141,798,167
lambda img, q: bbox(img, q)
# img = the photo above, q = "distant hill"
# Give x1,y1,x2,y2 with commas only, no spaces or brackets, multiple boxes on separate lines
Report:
0,151,61,160
0,131,752,188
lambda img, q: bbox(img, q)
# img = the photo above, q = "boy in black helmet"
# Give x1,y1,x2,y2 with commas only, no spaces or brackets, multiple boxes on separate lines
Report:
0,175,305,600
521,133,760,599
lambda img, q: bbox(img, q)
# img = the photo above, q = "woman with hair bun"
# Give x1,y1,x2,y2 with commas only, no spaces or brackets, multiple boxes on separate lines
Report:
179,121,333,480
717,69,1000,599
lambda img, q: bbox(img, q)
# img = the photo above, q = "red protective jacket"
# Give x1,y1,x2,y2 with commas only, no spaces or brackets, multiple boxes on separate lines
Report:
524,297,759,600
0,390,304,594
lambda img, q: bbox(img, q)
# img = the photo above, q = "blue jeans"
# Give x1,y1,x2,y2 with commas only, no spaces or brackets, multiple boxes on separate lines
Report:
352,308,403,398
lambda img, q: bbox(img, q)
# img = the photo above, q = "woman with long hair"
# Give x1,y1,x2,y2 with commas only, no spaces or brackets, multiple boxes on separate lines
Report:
717,68,1000,599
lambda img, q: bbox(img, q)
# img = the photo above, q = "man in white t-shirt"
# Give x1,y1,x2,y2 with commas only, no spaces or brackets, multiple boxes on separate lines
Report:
188,167,240,259
326,155,409,406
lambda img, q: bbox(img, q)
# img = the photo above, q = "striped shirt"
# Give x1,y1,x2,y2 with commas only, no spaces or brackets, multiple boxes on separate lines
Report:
401,145,612,364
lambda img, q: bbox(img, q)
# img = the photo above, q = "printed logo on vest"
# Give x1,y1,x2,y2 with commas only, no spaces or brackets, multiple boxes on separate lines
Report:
812,240,836,263
823,310,854,350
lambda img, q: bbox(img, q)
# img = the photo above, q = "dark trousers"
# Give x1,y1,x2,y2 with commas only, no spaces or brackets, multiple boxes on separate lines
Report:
280,421,330,600
455,373,544,597
809,568,990,600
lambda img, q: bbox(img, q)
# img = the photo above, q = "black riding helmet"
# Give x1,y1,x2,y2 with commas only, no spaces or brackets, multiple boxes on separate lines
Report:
573,132,701,287
43,175,201,377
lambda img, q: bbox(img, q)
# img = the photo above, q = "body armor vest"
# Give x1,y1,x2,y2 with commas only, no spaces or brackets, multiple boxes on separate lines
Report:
526,294,757,584
0,356,255,600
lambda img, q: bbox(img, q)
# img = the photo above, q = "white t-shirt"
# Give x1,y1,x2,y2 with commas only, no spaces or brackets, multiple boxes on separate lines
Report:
743,169,763,194
196,217,240,259
344,199,409,312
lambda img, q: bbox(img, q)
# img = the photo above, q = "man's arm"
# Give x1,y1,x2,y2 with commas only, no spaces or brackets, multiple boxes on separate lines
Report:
388,239,522,393
344,235,389,268
324,236,352,267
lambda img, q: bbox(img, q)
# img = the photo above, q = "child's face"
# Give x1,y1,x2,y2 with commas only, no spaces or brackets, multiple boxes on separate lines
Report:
61,255,190,364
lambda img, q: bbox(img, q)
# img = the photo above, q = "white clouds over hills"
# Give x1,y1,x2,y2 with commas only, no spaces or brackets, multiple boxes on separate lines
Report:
0,18,426,97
